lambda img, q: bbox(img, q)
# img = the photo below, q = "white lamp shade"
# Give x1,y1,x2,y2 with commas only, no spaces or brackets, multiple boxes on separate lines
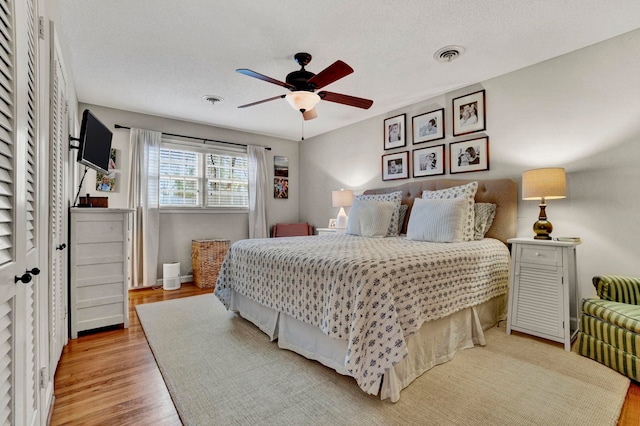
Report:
285,91,321,112
332,189,353,207
522,168,566,200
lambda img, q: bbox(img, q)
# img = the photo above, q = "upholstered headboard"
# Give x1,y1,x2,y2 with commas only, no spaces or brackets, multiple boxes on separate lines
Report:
363,178,517,244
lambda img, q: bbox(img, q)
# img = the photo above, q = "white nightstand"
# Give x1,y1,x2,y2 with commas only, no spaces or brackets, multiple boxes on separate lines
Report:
506,237,581,351
317,228,344,236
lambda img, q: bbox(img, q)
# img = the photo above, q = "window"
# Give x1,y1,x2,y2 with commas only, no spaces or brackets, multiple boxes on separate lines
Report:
159,145,248,209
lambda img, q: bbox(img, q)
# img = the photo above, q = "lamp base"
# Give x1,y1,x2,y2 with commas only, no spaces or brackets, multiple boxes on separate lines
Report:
532,219,553,240
336,207,348,229
532,203,553,240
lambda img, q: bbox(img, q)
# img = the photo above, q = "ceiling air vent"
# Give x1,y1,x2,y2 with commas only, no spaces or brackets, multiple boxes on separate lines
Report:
203,95,224,105
434,46,465,63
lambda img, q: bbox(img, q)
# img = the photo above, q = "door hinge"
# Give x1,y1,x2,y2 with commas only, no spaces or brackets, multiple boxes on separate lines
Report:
39,367,47,388
38,17,46,40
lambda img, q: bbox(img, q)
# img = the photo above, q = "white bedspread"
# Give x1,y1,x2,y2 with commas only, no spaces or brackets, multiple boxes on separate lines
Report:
214,235,510,394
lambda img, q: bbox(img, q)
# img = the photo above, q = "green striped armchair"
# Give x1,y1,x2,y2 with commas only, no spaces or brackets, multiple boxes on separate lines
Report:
575,275,640,381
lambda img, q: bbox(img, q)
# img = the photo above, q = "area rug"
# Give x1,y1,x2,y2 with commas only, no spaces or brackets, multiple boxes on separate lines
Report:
136,294,629,425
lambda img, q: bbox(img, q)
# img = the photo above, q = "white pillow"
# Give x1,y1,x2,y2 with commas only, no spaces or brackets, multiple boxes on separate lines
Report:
354,191,403,236
422,181,478,241
406,197,467,243
345,199,396,237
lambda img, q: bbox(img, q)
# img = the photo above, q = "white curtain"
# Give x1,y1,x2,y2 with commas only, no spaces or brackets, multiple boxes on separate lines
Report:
247,145,268,238
128,128,162,288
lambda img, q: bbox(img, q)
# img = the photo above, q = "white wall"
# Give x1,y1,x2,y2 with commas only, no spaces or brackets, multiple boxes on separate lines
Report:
75,104,299,279
299,29,640,299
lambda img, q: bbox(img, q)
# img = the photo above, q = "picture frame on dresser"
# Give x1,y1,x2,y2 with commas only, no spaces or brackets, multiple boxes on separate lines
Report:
382,151,409,181
384,114,406,150
452,89,486,136
450,137,489,174
413,144,445,177
412,108,444,144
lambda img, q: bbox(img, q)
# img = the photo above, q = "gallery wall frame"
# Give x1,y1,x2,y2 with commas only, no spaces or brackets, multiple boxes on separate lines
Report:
412,108,444,144
449,137,489,174
274,155,289,199
384,114,406,150
413,144,445,177
452,90,486,136
382,151,409,181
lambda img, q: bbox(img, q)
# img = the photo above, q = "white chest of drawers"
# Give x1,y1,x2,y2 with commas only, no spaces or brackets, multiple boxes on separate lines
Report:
69,208,133,338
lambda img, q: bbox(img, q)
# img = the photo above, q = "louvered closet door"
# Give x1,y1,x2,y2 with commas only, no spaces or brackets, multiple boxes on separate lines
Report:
0,0,42,424
22,0,41,423
49,33,67,371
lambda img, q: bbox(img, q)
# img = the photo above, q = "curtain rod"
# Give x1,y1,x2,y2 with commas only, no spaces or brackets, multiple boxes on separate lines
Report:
114,124,271,151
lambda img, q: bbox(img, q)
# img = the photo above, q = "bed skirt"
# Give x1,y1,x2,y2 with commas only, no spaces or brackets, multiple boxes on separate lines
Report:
229,290,506,402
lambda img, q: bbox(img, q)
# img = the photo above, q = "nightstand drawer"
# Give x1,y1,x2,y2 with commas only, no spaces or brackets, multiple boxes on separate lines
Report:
519,245,562,266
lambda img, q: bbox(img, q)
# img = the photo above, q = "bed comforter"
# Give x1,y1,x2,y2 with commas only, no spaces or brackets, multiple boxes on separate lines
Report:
214,234,510,394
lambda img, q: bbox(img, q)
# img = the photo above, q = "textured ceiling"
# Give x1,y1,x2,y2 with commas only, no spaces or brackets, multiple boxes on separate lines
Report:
58,0,640,141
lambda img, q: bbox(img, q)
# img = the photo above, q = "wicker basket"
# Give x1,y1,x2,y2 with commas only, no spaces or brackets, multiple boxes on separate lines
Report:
191,239,230,289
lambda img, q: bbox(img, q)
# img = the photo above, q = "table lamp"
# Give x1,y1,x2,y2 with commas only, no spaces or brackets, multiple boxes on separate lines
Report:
522,168,566,240
331,189,353,229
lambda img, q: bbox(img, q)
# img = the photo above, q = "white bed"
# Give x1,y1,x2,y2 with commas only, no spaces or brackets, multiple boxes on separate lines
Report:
215,178,517,402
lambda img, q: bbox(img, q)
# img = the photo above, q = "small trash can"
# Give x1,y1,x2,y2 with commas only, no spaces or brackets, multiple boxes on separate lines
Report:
163,262,181,290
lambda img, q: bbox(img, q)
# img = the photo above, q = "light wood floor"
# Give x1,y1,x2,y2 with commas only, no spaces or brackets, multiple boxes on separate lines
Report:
51,284,213,425
51,284,640,425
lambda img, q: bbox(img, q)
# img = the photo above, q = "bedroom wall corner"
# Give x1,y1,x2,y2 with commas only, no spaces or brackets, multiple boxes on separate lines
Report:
299,28,640,300
74,104,299,281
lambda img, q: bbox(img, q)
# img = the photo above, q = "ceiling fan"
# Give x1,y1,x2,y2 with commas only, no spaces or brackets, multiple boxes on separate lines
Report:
236,52,373,120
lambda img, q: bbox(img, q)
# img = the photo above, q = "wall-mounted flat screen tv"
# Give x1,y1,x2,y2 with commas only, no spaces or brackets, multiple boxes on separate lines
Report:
77,109,112,174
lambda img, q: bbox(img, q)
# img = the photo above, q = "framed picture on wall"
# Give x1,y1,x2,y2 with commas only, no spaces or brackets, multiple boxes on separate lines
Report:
274,156,289,198
383,114,406,150
274,155,289,177
96,172,116,192
412,108,444,144
109,148,118,170
274,178,288,198
382,151,409,181
413,144,445,177
450,137,489,174
452,90,486,136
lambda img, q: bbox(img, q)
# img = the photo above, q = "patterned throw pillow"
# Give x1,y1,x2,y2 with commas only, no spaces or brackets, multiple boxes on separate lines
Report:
354,191,403,236
345,200,396,237
397,204,408,234
474,203,497,240
422,181,478,241
406,197,467,243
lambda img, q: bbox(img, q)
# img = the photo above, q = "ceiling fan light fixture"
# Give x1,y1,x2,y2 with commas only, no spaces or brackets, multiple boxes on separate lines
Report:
285,91,321,113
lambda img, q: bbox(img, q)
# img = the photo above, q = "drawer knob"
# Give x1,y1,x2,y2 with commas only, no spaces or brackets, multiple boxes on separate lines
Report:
535,252,541,256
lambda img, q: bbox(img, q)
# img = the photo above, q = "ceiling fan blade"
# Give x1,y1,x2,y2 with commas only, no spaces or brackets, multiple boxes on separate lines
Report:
236,69,295,90
302,108,318,121
318,91,373,109
238,94,286,108
307,60,353,90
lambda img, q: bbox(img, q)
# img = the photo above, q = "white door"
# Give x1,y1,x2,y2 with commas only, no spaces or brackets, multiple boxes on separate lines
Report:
0,0,43,424
49,27,67,380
